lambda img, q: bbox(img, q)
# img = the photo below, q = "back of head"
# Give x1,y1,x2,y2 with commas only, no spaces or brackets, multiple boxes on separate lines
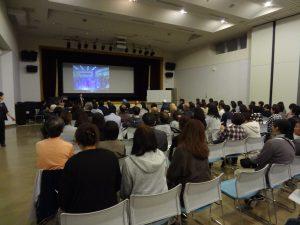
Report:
289,103,297,111
160,111,170,124
264,104,271,110
253,106,261,113
172,110,181,121
193,107,206,127
132,106,141,116
207,104,220,118
239,104,248,113
179,119,208,159
108,105,117,114
258,101,264,107
272,104,280,114
60,110,72,125
99,101,104,107
277,101,285,113
84,102,93,111
209,98,213,103
231,101,237,109
45,117,65,138
103,121,119,140
151,103,157,108
292,105,300,116
92,113,105,131
179,115,190,131
142,113,156,127
242,112,252,122
273,119,292,137
231,113,245,125
75,123,99,147
237,101,243,106
224,105,230,112
76,109,90,126
132,125,157,156
119,104,127,113
0,92,3,97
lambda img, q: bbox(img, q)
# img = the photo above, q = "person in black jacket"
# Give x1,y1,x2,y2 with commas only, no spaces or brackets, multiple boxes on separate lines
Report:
0,92,15,147
59,123,121,213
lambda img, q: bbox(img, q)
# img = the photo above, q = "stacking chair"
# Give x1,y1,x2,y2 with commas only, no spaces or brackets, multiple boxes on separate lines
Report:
129,185,182,225
60,200,129,225
183,174,224,225
290,156,300,180
268,164,295,224
245,136,265,155
223,139,247,168
221,166,271,224
208,142,225,164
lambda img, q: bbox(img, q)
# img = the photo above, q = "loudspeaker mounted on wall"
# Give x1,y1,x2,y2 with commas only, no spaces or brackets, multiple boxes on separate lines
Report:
21,50,38,62
165,72,174,78
165,62,176,71
26,65,38,73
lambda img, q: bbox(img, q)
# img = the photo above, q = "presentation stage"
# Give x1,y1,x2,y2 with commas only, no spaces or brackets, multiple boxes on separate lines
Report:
63,63,134,94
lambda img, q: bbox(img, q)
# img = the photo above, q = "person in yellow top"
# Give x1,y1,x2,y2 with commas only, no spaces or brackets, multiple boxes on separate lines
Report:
36,117,74,170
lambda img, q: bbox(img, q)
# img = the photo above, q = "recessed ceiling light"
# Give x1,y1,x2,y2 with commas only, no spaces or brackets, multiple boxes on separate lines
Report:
179,9,187,14
264,1,272,7
221,18,226,24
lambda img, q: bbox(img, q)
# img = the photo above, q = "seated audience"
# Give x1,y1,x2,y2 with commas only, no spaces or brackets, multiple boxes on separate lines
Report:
59,123,121,213
169,103,177,116
267,104,282,134
201,99,208,114
177,98,185,111
248,119,295,170
286,103,297,119
288,105,300,130
97,121,125,158
120,125,168,199
105,105,122,129
278,101,286,118
241,112,261,138
218,103,225,117
183,103,193,118
140,102,149,116
91,101,103,114
91,113,105,141
231,101,237,113
251,106,263,123
75,109,90,127
118,104,130,127
60,111,77,143
258,101,264,114
155,112,172,137
167,119,211,204
36,117,74,170
170,111,181,135
193,107,207,128
293,119,300,155
221,105,233,126
98,101,109,116
142,113,168,151
84,102,93,117
128,106,143,128
206,104,221,143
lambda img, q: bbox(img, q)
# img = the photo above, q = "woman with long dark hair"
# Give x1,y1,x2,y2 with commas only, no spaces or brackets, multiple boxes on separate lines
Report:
167,119,211,203
206,104,221,143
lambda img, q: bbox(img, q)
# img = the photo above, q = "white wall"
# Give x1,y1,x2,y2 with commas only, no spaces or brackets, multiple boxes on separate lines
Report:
175,43,250,103
0,0,19,124
249,23,273,104
272,15,300,105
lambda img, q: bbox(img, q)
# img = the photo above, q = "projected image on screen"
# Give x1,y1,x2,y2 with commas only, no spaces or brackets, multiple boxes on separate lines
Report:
73,65,109,91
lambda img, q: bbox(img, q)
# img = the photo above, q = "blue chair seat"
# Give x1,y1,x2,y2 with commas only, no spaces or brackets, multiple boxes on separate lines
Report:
221,179,258,199
209,157,222,163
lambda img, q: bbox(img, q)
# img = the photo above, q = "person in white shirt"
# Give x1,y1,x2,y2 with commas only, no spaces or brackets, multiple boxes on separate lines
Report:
105,105,122,129
60,111,77,143
205,104,221,143
241,112,261,138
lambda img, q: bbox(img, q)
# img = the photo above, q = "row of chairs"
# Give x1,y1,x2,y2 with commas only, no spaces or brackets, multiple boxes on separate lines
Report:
208,136,265,164
60,159,300,225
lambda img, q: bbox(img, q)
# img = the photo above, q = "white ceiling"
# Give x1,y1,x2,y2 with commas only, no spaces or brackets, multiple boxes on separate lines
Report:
4,0,300,53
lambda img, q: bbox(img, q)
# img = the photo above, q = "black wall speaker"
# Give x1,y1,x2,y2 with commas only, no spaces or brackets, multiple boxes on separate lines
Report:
165,62,176,71
165,72,174,78
26,65,38,73
21,50,38,62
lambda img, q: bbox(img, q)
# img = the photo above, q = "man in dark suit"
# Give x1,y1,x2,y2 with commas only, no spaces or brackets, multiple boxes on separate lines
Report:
142,112,168,152
0,92,15,147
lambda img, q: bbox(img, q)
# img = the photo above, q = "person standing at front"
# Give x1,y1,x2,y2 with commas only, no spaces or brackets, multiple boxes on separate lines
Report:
0,92,15,147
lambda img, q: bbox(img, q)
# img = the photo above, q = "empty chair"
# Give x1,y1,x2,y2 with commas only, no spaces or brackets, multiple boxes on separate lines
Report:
245,136,265,154
290,156,300,179
268,163,294,224
183,173,224,225
129,184,182,225
60,200,129,225
221,166,270,224
208,142,224,164
223,139,247,157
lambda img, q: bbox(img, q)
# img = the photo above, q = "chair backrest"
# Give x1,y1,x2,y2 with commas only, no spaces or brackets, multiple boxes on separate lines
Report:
223,139,246,156
123,139,133,156
245,136,264,153
127,127,136,139
60,200,129,225
208,142,224,161
236,165,268,198
129,184,182,225
183,174,223,213
268,164,291,188
290,156,300,177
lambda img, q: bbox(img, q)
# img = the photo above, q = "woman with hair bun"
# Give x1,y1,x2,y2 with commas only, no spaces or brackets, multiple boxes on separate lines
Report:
59,123,121,213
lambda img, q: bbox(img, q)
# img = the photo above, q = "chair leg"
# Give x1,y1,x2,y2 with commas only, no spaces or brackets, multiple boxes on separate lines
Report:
270,189,278,225
220,200,225,225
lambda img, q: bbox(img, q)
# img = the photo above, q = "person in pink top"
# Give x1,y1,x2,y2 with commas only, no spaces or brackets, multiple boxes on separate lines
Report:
36,117,74,170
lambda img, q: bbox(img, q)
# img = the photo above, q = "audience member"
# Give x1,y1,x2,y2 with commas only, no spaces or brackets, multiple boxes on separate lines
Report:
206,104,221,143
60,111,77,143
219,103,225,117
105,105,122,129
178,99,185,111
241,112,261,138
170,110,181,136
287,103,297,119
221,105,233,126
91,101,103,114
183,103,193,118
128,106,143,128
267,104,282,134
247,119,295,170
36,117,74,170
167,119,211,204
75,109,90,127
97,121,125,158
120,125,167,199
140,102,149,116
193,107,207,128
155,112,172,138
278,101,286,119
231,101,237,113
91,113,105,141
169,103,177,116
119,104,130,128
59,123,121,213
98,101,109,115
293,119,300,155
142,113,168,151
262,104,272,117
251,106,263,123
